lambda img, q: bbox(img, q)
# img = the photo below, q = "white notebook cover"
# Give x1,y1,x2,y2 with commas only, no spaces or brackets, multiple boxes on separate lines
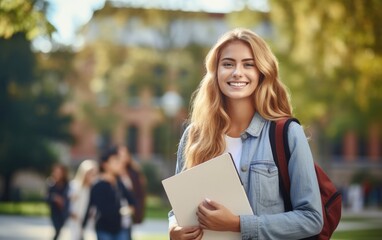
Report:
162,153,253,240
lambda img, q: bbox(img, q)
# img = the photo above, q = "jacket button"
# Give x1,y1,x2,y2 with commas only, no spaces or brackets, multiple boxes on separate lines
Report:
241,166,248,172
241,133,248,140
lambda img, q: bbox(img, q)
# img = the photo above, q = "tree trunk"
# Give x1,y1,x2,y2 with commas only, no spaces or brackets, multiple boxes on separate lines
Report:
1,173,13,202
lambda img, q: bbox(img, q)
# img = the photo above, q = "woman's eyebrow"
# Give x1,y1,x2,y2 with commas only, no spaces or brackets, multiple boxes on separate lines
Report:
220,57,235,61
220,57,254,62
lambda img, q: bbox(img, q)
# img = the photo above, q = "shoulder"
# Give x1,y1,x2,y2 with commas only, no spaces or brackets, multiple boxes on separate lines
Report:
178,123,192,148
285,120,312,152
92,179,108,190
181,123,192,138
287,120,307,139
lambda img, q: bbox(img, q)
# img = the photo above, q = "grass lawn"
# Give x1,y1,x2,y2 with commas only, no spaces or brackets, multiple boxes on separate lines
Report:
0,201,49,216
332,228,382,239
0,195,171,219
331,215,382,240
145,195,171,219
135,235,168,240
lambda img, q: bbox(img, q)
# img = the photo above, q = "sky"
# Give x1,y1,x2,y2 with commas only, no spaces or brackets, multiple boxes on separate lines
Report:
46,0,106,44
33,0,268,51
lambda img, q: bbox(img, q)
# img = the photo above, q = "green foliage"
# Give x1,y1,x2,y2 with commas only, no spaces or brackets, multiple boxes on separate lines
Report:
269,0,382,137
0,0,54,39
141,162,165,196
0,33,72,200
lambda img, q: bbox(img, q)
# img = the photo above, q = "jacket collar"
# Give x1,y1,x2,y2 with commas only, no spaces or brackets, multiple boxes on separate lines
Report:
244,112,267,137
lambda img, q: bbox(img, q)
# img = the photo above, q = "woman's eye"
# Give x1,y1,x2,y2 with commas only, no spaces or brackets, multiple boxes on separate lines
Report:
244,63,255,67
222,62,233,67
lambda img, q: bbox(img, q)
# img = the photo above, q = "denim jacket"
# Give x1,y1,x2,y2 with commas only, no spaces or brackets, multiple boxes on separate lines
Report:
169,113,323,239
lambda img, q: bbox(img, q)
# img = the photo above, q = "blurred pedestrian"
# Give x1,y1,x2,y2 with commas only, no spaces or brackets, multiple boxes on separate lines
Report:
68,159,98,240
46,163,70,240
83,147,136,240
117,145,147,239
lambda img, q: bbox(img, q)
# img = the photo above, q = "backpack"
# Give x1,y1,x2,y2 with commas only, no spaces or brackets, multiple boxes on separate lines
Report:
269,118,342,240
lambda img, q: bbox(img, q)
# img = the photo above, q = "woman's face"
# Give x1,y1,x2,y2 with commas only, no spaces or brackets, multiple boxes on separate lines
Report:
84,167,98,185
217,40,260,103
103,155,123,176
52,166,65,181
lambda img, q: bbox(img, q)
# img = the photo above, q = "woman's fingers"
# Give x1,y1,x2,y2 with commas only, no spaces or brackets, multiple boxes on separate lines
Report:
184,227,203,239
170,225,203,240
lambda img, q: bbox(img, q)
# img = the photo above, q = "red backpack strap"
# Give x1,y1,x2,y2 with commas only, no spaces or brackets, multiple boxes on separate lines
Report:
269,118,300,212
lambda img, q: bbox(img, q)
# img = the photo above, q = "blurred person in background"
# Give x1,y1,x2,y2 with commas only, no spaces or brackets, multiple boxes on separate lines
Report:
117,145,147,239
46,163,70,240
82,146,136,240
68,159,99,240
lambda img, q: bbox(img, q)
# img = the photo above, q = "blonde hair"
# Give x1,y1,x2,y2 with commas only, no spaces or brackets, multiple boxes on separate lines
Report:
73,159,98,186
184,28,292,169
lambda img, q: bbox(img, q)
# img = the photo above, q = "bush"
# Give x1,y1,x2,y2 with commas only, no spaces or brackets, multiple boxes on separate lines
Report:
141,162,166,196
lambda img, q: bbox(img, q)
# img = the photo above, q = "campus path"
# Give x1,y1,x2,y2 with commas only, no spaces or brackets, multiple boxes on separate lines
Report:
0,210,382,240
0,215,168,240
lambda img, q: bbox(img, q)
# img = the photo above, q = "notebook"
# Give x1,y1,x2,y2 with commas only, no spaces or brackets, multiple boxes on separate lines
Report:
162,153,253,240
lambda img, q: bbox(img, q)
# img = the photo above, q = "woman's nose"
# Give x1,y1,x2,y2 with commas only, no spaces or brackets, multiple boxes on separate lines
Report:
233,66,243,78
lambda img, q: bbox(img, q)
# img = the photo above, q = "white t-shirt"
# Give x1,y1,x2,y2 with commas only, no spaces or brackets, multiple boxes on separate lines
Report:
224,135,243,171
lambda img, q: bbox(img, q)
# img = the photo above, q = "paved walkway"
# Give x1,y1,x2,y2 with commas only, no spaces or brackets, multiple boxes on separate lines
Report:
0,215,168,240
0,210,381,240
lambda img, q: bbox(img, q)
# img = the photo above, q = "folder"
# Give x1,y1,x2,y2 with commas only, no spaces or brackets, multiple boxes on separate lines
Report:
162,153,253,240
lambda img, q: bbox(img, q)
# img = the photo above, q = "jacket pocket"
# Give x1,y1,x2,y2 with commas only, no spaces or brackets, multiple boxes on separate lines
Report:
249,161,280,207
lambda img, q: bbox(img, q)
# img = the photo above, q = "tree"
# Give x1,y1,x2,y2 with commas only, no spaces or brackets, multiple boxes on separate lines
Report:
0,0,72,201
0,0,54,40
269,0,382,134
268,0,382,160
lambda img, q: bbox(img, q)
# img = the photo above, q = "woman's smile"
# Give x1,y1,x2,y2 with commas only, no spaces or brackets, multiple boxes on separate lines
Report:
227,81,249,88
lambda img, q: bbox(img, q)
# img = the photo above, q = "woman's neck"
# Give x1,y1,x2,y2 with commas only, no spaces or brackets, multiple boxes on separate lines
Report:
226,99,255,137
102,172,116,185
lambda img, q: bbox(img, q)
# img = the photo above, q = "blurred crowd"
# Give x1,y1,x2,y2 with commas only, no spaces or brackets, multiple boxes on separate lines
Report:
339,181,382,213
45,145,146,240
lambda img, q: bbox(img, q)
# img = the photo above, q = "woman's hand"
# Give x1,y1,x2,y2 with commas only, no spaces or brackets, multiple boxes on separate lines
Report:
169,224,203,240
196,198,240,232
53,195,64,209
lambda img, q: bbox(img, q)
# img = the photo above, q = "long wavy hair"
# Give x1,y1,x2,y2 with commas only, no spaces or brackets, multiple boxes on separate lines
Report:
183,28,293,169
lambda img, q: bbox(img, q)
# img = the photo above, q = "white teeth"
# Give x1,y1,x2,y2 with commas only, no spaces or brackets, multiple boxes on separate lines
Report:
229,82,247,87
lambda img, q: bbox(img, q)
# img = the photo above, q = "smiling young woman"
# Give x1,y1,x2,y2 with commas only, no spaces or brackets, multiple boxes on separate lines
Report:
168,28,323,240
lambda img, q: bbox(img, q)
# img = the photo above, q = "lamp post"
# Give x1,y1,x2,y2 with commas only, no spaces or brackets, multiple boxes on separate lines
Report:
161,90,183,161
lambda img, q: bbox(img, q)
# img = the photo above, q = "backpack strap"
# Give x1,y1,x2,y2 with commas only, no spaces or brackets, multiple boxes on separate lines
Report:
269,118,300,212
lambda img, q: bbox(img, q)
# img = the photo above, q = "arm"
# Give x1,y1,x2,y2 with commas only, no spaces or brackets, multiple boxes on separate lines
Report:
168,126,203,240
168,125,189,224
118,178,136,207
82,184,95,228
240,122,323,239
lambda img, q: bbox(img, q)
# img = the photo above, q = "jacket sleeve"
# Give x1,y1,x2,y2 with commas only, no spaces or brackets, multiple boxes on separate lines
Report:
167,125,191,227
240,122,323,239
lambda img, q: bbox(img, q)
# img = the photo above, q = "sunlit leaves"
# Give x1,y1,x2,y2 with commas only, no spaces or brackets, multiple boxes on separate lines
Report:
0,0,54,39
269,0,382,136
